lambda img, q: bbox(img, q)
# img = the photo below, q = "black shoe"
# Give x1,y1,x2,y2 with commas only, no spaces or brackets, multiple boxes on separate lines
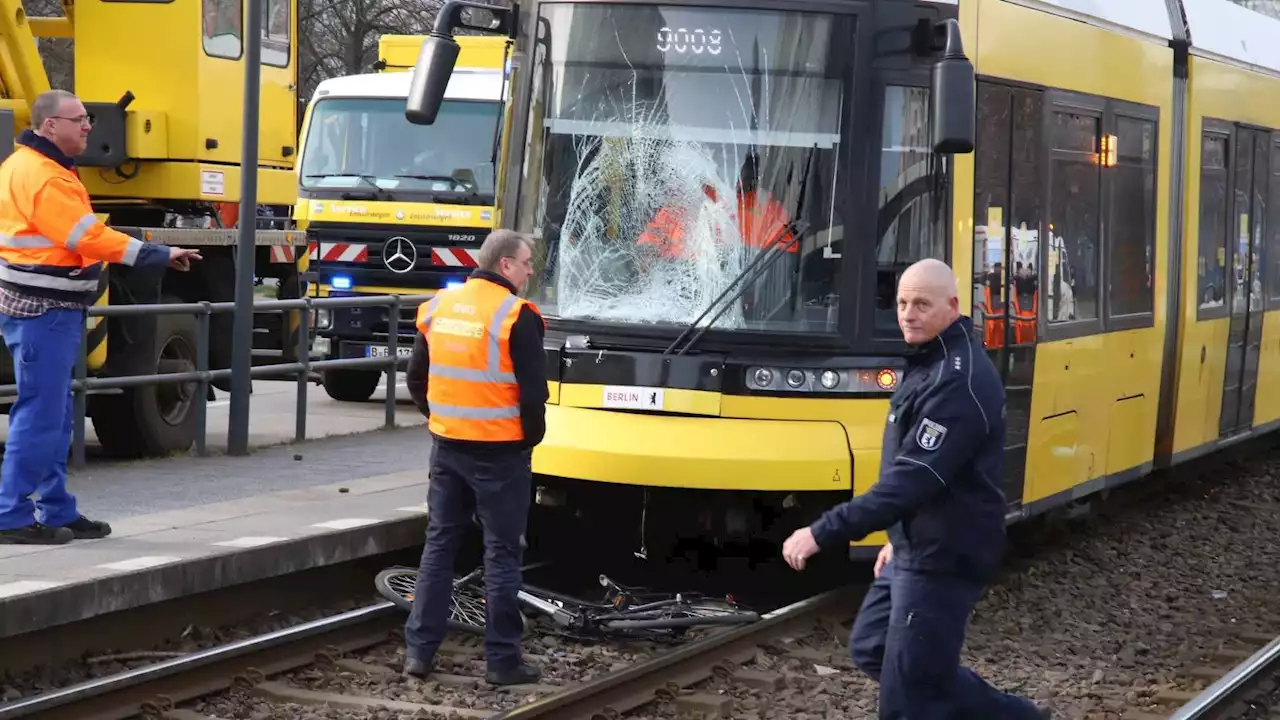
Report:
0,523,73,545
486,663,540,686
403,657,430,679
58,515,112,540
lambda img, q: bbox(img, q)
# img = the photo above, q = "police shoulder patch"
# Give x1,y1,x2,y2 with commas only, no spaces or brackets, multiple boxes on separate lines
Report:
916,417,947,451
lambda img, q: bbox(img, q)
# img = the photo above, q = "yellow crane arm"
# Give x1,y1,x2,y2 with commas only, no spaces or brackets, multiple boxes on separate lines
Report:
0,0,62,127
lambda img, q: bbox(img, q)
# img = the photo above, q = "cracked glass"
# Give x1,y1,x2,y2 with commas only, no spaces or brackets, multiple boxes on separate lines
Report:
518,3,850,334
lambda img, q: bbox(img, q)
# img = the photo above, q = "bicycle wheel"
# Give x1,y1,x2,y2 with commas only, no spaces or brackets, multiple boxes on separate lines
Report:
598,600,761,633
372,567,487,636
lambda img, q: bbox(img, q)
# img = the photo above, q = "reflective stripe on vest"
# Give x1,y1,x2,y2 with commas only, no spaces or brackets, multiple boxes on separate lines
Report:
0,212,143,261
416,280,528,441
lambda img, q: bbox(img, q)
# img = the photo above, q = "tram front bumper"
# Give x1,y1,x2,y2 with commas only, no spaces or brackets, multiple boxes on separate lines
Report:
532,404,853,493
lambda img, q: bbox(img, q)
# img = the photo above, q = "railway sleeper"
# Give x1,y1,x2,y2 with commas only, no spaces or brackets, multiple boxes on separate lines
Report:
251,680,492,717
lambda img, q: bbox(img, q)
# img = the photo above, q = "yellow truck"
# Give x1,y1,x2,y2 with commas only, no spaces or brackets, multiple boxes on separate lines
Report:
293,35,510,402
0,0,309,457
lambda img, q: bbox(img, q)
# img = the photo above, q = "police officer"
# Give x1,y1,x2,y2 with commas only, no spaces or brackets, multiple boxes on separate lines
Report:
0,90,200,545
402,229,546,686
781,258,1049,719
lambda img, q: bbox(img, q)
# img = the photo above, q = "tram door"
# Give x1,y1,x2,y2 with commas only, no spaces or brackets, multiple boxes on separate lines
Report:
1220,127,1269,437
972,82,1042,510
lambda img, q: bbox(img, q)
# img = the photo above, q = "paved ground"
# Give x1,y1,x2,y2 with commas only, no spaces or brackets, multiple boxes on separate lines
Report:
0,373,432,519
0,469,430,639
0,373,426,458
0,374,437,639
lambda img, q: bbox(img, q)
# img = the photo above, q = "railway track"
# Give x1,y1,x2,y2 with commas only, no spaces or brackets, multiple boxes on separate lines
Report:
0,585,861,720
1116,627,1280,720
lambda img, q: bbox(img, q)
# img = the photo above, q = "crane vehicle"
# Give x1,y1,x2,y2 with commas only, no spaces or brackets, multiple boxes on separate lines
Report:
293,34,509,402
406,0,1280,562
0,0,308,457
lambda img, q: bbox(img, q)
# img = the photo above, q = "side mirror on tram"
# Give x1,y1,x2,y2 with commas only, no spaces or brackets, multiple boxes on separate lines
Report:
406,0,514,126
407,33,459,126
929,18,976,155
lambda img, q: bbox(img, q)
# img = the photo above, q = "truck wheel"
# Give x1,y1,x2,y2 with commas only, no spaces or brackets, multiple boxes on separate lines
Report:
322,369,381,402
90,297,200,458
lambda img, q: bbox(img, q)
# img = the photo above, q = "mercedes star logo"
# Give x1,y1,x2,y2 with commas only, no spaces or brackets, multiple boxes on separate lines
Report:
382,236,417,274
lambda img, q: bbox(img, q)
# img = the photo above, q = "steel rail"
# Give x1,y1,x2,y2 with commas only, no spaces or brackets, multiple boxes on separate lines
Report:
485,584,861,720
0,601,400,720
1169,632,1280,720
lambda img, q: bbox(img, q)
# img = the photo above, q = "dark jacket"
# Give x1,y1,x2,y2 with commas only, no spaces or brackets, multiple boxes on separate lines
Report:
809,316,1008,583
405,269,548,451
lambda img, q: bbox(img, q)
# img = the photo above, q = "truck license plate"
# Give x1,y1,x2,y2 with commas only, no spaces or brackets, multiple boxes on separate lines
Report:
366,345,414,359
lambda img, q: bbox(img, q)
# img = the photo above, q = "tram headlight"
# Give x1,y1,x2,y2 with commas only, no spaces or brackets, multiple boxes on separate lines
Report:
745,365,900,394
752,367,774,386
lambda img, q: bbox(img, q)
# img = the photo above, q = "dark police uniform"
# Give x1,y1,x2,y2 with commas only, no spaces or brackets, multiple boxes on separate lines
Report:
808,316,1043,719
402,268,547,686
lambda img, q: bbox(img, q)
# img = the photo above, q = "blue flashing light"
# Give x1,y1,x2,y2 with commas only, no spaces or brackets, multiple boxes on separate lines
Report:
332,275,353,290
446,281,464,290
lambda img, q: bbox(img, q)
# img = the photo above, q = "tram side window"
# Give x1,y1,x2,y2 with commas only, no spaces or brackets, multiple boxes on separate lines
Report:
1047,110,1101,323
1198,133,1229,312
971,83,1012,347
203,0,242,59
970,82,1043,350
1107,116,1156,318
1269,140,1280,303
875,85,947,334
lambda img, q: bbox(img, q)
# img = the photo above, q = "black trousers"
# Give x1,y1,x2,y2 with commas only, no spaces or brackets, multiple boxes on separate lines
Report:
405,441,532,672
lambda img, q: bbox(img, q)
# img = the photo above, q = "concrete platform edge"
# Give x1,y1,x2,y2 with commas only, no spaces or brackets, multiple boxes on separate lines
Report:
0,515,427,640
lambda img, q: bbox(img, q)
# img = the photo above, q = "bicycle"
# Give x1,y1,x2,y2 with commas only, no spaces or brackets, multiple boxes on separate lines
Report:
373,564,762,641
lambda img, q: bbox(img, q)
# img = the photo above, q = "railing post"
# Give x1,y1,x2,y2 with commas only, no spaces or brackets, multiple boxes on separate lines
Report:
195,303,211,457
296,296,311,443
385,295,399,430
71,310,88,470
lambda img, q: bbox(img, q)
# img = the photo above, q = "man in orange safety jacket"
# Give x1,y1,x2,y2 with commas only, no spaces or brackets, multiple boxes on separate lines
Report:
0,90,201,545
402,229,547,687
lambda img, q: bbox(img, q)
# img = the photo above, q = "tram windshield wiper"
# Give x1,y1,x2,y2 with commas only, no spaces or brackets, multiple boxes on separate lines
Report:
664,145,817,357
662,220,812,357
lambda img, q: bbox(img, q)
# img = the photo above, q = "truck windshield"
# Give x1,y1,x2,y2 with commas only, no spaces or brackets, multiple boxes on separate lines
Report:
518,3,851,336
300,97,500,201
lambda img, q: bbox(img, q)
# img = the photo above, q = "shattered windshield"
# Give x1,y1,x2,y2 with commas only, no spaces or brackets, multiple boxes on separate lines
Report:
518,4,849,334
299,97,499,200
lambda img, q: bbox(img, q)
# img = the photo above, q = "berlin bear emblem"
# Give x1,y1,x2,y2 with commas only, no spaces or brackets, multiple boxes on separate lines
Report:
917,418,948,451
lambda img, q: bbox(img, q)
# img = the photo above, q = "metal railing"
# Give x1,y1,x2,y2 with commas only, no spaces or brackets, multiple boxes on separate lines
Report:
0,294,429,468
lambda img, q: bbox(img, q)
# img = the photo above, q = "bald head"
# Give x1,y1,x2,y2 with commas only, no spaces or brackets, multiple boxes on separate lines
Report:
900,258,959,299
896,258,960,345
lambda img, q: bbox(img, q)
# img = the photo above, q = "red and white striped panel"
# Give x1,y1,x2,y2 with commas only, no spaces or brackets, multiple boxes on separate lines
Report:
308,242,369,263
431,248,481,267
269,246,296,263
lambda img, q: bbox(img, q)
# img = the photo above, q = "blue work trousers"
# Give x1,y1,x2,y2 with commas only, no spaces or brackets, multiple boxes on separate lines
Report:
0,309,83,530
405,440,532,673
849,558,1042,720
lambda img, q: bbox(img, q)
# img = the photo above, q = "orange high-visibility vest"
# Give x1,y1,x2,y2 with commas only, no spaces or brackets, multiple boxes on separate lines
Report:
415,277,544,442
0,144,149,303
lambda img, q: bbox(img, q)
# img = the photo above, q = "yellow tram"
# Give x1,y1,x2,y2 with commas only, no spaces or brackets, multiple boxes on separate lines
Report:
406,0,1280,560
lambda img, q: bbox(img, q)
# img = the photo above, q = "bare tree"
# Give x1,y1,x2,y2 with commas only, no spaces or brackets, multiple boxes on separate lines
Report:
26,0,72,92
298,0,443,100
1231,0,1280,18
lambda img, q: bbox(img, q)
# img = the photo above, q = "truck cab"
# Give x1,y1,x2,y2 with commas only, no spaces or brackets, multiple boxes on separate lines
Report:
293,35,508,402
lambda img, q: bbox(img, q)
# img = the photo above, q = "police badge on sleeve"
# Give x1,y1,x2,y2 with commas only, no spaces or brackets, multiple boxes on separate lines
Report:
917,418,948,451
